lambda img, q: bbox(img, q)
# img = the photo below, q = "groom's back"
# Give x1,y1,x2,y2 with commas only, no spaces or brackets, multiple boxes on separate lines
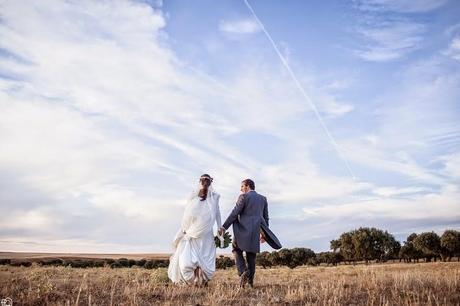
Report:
241,191,268,226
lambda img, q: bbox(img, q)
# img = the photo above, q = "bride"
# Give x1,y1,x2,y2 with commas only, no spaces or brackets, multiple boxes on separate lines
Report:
167,174,222,286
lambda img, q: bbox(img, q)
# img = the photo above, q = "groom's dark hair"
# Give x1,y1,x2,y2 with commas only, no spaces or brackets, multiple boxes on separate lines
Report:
242,179,255,190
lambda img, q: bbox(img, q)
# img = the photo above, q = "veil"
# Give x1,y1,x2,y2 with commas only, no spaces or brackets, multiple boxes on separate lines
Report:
168,182,221,284
172,183,219,249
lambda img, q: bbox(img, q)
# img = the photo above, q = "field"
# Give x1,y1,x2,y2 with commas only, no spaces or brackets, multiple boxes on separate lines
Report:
1,258,459,305
0,252,171,261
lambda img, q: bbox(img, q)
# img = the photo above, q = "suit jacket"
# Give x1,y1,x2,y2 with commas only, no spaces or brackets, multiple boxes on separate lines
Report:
223,190,281,253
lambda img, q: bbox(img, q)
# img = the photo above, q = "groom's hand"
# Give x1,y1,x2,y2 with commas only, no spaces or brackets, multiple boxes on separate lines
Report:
219,227,225,236
260,232,266,243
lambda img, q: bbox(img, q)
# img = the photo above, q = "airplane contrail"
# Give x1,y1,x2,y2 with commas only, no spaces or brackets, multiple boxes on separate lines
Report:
244,0,357,180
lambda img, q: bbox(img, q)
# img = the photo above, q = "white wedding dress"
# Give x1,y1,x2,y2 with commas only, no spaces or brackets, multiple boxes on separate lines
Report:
167,185,222,284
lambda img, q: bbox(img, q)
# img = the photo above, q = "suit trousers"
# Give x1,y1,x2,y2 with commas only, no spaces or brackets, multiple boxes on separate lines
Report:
232,240,256,283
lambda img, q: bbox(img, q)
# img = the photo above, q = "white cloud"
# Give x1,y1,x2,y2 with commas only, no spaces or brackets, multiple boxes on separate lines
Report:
219,18,261,34
437,153,460,179
373,186,426,197
354,21,425,61
443,35,460,61
355,0,448,13
0,0,458,253
2,209,58,231
302,183,460,221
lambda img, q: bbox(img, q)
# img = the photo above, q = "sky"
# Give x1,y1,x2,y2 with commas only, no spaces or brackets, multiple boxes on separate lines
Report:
0,0,459,254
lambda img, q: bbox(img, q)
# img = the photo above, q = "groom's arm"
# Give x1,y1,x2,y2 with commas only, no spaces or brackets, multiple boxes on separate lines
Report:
222,193,246,230
263,196,269,227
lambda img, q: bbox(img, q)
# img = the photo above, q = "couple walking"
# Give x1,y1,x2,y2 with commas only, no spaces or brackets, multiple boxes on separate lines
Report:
167,174,281,288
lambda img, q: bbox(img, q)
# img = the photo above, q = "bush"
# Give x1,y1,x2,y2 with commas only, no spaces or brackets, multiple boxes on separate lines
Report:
143,260,156,269
110,262,122,269
216,256,235,269
64,259,93,268
117,258,129,267
10,260,32,267
256,251,272,268
0,259,11,265
40,258,65,266
91,260,105,268
104,258,115,266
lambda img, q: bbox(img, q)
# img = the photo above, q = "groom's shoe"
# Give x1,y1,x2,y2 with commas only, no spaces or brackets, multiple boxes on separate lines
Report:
239,270,249,288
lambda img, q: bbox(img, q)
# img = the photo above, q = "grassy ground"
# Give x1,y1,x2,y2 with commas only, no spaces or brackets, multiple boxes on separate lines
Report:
0,252,173,261
1,262,459,305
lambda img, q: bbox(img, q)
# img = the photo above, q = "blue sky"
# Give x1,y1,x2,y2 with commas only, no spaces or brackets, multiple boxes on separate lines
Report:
0,0,459,254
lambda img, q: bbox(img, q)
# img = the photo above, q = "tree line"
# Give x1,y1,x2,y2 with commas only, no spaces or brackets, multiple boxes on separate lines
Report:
255,227,460,269
0,258,170,269
1,227,458,270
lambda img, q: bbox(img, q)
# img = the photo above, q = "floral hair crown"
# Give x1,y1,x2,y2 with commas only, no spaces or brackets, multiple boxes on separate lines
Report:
200,175,213,182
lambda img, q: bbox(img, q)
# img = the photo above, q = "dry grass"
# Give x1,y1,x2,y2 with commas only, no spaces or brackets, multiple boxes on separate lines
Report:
1,262,459,305
0,252,172,261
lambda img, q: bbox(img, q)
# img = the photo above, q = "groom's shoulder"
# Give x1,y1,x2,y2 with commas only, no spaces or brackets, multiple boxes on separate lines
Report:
253,191,266,198
248,191,266,200
255,192,268,203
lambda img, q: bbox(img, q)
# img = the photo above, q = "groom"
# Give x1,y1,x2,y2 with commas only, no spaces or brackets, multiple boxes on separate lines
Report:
220,179,276,288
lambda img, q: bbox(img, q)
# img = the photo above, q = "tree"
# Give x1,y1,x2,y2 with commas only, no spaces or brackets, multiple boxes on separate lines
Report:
380,231,401,262
352,228,376,263
440,230,460,262
290,248,316,268
317,252,342,266
330,239,341,252
331,227,402,264
399,233,423,263
413,232,441,262
338,231,357,264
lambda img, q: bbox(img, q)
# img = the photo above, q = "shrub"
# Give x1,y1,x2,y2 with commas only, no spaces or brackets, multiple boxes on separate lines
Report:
216,255,235,269
256,251,272,268
10,260,32,267
0,259,11,265
40,258,65,266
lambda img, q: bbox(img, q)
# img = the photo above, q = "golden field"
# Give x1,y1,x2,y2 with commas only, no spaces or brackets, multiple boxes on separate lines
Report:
1,261,459,305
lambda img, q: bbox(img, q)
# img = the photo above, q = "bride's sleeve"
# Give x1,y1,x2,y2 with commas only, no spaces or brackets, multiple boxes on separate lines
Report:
215,194,222,229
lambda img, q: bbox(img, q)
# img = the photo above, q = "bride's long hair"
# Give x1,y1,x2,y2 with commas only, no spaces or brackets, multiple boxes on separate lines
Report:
198,174,213,201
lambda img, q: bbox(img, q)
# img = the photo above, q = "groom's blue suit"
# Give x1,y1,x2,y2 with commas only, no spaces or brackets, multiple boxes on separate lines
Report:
222,190,269,253
222,190,281,286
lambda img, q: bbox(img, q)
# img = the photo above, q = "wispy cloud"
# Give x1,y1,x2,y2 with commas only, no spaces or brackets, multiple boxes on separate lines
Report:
443,35,460,61
219,18,261,34
354,0,448,13
349,0,443,62
353,21,425,62
0,0,458,253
